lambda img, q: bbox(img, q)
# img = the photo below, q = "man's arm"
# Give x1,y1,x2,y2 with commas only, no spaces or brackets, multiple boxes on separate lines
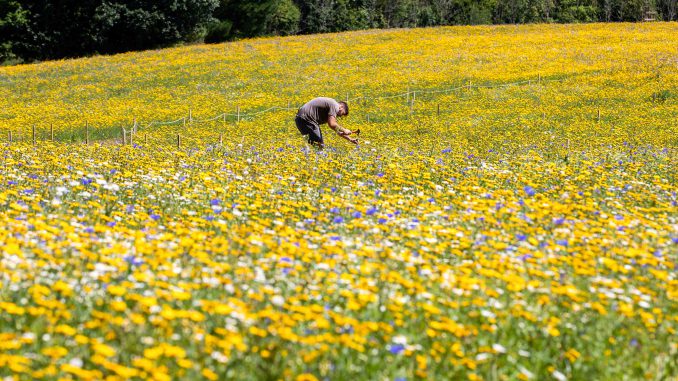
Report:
328,116,358,144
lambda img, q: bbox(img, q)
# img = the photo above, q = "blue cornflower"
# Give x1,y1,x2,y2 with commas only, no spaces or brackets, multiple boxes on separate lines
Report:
389,345,405,355
124,256,143,266
523,186,536,197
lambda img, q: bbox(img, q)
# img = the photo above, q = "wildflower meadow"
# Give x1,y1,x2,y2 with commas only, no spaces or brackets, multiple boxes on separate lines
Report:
0,22,676,380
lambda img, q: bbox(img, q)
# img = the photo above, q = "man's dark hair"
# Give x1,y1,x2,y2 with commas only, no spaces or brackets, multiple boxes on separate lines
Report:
339,101,349,116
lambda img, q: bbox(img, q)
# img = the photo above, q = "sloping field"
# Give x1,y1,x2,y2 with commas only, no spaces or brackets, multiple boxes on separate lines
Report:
0,23,676,380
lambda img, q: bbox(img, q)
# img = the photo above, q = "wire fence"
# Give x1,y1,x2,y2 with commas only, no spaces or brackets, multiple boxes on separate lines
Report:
4,74,580,148
139,77,553,129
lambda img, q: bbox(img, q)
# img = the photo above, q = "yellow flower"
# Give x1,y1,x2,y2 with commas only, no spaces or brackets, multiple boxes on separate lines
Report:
92,343,116,357
107,285,126,296
41,346,69,359
202,368,219,381
296,374,319,381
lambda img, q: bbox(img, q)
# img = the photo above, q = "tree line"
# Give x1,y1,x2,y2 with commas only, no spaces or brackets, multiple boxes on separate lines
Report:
1,0,676,63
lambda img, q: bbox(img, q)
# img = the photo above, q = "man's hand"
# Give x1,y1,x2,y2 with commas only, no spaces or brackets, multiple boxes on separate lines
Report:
329,116,358,145
338,128,360,137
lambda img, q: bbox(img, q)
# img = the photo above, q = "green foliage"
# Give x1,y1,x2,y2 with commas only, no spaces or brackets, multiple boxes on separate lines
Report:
205,20,234,43
268,0,301,36
5,0,218,62
0,0,27,62
207,0,300,41
93,0,219,54
557,0,599,23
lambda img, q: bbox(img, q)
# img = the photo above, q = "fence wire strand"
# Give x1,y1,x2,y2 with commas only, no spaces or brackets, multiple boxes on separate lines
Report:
6,76,578,146
133,77,556,130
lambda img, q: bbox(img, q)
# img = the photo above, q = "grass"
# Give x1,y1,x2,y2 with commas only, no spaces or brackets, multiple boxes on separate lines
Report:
0,22,676,381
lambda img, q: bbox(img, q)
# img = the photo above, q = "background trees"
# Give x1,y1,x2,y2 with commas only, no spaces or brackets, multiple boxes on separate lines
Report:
1,0,675,63
1,0,219,62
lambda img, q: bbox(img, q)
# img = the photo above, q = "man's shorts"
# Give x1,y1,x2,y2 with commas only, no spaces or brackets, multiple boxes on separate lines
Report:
295,115,323,145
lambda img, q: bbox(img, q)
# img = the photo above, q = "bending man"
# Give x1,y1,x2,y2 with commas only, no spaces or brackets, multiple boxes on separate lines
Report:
295,97,358,148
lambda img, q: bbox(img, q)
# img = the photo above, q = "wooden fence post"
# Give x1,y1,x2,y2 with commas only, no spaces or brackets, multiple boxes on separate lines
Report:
144,133,147,145
177,134,181,148
237,106,240,123
122,128,127,145
85,122,89,145
597,109,601,122
8,131,12,144
409,91,416,117
437,104,440,117
219,133,223,146
32,125,36,145
567,139,570,156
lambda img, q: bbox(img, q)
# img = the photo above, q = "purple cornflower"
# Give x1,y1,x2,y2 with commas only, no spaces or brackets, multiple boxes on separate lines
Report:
523,186,536,197
389,345,405,355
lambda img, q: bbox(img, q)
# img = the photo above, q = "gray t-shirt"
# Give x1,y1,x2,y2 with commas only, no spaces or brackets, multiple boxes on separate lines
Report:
297,97,340,125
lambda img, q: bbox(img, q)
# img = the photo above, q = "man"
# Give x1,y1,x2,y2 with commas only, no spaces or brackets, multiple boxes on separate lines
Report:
295,97,358,148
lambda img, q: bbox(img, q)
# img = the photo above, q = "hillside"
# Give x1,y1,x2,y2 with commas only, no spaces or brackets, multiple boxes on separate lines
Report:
0,23,676,381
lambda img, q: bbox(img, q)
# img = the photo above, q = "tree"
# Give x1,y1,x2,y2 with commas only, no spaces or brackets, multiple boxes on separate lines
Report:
657,0,677,20
267,0,301,36
0,0,27,62
206,0,300,41
94,0,219,54
618,0,645,20
556,0,599,22
11,1,101,61
8,0,218,61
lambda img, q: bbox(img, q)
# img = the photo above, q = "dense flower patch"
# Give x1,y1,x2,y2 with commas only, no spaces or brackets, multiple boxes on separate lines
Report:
0,22,676,380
